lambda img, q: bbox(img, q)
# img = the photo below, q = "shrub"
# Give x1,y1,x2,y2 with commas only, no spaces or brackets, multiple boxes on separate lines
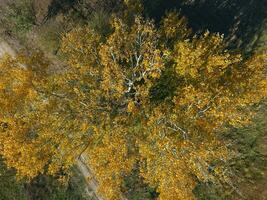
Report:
0,0,36,37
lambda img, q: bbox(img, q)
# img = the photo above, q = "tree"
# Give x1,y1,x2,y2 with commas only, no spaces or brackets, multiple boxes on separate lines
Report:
0,12,266,200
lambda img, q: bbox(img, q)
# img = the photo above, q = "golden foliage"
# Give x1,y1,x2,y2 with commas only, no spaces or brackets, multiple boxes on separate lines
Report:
161,11,191,40
0,12,266,200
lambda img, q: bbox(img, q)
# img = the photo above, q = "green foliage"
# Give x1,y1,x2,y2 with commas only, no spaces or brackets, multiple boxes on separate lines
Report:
124,168,158,200
0,157,87,200
25,169,87,200
88,10,112,37
193,182,225,200
225,105,267,199
74,0,123,18
36,15,70,54
193,104,267,199
0,157,27,200
0,0,36,36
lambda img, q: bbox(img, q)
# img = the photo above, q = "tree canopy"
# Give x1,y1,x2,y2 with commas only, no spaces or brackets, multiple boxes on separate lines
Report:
0,10,266,200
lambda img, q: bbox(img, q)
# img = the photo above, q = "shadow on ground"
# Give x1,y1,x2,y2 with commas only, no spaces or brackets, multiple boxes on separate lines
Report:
143,0,267,51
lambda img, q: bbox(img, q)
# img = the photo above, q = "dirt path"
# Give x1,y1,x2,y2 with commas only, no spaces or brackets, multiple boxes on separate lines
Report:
0,40,16,57
77,155,103,200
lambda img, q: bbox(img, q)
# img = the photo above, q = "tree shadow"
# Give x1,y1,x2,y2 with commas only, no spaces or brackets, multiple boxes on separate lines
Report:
143,0,267,51
42,0,79,23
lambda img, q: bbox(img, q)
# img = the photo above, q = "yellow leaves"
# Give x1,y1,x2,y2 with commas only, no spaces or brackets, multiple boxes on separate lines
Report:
174,41,202,77
0,9,266,200
0,119,50,179
138,124,230,200
81,122,89,132
127,101,136,113
260,79,267,97
60,27,101,72
87,129,136,200
161,11,191,40
123,0,143,18
48,162,61,176
26,88,38,101
0,51,50,115
173,32,241,80
96,15,164,105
